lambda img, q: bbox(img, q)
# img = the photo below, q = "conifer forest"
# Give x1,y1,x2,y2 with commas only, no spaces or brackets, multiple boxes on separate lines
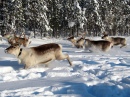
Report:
0,0,130,38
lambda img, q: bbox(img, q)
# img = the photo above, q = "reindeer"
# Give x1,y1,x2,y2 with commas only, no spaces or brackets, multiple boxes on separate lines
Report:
84,39,113,52
4,33,30,47
67,36,85,48
67,36,76,47
5,43,72,69
14,33,31,47
101,34,126,48
76,37,85,48
3,33,16,45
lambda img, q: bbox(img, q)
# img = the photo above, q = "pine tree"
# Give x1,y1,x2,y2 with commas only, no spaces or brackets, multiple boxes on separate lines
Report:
27,0,50,38
10,0,25,33
0,0,129,37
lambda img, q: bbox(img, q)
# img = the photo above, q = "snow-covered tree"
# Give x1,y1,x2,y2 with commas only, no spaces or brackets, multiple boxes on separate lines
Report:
0,0,10,35
9,0,25,33
0,0,129,37
27,0,51,38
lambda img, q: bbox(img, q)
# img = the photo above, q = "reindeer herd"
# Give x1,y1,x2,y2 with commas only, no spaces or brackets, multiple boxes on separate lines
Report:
3,33,72,69
67,33,127,52
3,33,31,47
1,32,127,69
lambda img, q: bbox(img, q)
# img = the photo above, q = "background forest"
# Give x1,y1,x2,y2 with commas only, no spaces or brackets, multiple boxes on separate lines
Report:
0,0,130,38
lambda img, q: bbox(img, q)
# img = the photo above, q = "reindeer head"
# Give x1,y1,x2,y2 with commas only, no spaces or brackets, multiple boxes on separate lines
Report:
67,36,77,44
3,33,11,39
5,44,21,56
101,34,109,40
78,32,86,38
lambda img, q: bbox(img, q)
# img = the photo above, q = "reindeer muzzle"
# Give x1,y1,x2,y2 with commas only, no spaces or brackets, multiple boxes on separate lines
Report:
4,48,9,53
4,49,7,53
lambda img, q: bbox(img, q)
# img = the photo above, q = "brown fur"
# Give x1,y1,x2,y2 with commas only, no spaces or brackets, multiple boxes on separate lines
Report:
67,36,85,48
5,43,72,69
67,36,75,40
102,34,126,48
3,33,30,47
8,39,15,45
32,43,60,55
76,37,84,43
14,34,30,47
76,37,85,48
3,33,15,45
84,39,113,52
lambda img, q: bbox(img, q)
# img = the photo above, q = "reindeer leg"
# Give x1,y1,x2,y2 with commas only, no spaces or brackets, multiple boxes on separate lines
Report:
120,44,126,48
57,54,72,66
24,64,30,69
120,46,123,48
66,56,73,66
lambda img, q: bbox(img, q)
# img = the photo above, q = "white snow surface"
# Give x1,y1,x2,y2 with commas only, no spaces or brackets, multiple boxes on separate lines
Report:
0,37,130,97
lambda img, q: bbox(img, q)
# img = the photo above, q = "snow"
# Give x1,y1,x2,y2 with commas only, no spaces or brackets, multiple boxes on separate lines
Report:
0,37,130,97
68,22,75,28
74,0,82,14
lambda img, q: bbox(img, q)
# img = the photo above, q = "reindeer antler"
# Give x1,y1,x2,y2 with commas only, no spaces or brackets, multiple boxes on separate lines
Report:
102,32,108,35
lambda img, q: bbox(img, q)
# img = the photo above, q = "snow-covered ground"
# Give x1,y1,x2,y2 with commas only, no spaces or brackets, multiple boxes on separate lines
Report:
0,37,130,97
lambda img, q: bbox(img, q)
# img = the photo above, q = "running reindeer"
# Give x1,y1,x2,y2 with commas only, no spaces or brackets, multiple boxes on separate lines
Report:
4,33,31,47
5,43,72,69
101,33,126,48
